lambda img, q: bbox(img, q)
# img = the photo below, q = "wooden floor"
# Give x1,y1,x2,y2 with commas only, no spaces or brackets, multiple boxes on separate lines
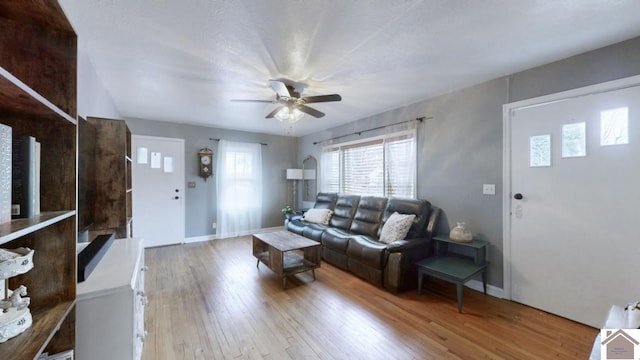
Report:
142,236,597,360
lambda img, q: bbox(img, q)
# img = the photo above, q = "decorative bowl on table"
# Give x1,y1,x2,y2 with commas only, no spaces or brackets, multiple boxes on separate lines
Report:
449,222,473,243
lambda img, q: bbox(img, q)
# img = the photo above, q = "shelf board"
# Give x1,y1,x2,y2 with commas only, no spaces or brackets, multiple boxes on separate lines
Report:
0,300,75,359
0,211,76,246
0,67,76,125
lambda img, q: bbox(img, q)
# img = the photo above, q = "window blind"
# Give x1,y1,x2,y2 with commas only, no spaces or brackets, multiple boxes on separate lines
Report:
320,129,416,198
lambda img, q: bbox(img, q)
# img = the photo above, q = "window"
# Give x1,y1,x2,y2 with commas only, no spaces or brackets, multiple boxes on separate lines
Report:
321,129,416,198
216,140,262,237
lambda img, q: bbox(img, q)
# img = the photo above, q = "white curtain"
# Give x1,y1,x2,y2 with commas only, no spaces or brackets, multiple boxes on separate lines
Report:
216,140,262,238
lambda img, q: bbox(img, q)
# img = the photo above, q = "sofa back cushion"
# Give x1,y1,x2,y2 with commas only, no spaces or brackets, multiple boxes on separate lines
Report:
314,192,338,210
349,196,388,237
382,198,431,239
329,194,360,230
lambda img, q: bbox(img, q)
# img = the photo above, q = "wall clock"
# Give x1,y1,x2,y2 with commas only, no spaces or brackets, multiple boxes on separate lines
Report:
198,148,213,181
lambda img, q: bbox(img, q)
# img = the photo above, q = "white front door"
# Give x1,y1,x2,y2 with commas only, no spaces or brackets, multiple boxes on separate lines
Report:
505,77,640,327
132,135,185,248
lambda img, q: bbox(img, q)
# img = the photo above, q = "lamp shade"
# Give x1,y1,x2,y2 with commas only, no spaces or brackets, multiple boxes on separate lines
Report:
286,169,304,180
275,107,304,123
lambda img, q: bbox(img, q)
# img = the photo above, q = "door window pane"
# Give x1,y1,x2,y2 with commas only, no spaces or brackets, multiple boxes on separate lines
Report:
530,134,551,167
600,107,629,146
562,122,586,158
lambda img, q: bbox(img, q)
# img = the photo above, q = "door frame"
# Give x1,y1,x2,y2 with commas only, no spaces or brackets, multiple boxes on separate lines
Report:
501,74,640,300
132,134,186,247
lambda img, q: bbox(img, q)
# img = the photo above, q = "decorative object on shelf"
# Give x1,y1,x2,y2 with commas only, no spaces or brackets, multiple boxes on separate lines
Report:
198,147,213,181
449,222,473,243
0,247,35,343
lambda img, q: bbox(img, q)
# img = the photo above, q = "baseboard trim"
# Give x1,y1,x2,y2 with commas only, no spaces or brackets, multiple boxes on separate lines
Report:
184,226,285,244
465,279,504,299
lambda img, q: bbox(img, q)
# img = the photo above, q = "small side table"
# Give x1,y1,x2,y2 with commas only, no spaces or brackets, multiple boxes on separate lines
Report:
416,235,489,313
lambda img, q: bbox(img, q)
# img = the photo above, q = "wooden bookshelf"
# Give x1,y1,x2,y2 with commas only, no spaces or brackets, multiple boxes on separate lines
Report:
0,1,78,358
82,117,133,239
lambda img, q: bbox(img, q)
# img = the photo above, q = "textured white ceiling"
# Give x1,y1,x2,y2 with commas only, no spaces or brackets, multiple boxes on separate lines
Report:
59,0,640,136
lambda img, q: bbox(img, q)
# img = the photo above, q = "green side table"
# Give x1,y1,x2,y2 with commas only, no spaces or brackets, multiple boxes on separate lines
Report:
416,235,489,313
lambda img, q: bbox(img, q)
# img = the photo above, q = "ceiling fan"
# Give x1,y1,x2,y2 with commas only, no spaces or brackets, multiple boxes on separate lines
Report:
232,80,342,122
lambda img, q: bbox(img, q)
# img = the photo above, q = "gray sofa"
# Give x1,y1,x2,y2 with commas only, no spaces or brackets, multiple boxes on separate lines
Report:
285,193,440,293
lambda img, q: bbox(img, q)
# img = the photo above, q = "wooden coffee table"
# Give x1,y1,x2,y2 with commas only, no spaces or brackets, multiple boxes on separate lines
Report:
252,231,321,289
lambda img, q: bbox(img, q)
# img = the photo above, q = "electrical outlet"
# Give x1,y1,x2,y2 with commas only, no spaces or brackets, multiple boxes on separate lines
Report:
212,222,217,229
483,184,496,195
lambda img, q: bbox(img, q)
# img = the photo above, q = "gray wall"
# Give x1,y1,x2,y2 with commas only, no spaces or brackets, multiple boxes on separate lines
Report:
298,36,640,289
124,118,298,238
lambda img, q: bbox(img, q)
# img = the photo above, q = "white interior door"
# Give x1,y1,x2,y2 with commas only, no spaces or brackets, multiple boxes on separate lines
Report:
505,78,640,328
132,135,185,248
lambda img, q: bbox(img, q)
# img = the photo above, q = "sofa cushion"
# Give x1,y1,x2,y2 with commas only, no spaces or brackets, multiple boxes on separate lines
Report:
321,228,353,253
302,223,328,242
314,192,338,209
329,195,360,230
379,212,416,244
346,236,387,269
383,198,431,239
349,196,387,237
303,208,333,225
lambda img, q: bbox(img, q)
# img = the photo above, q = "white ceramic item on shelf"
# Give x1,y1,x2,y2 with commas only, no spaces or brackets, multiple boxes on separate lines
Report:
0,248,34,279
449,222,473,243
0,247,35,343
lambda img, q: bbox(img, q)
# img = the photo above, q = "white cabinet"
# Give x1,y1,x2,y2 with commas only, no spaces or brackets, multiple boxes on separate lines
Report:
76,237,147,360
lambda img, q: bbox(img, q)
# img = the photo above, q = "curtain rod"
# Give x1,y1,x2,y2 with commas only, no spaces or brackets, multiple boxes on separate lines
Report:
312,116,430,145
209,138,268,146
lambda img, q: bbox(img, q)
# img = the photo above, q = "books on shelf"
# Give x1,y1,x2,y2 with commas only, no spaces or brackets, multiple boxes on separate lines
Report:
11,135,37,219
0,124,10,224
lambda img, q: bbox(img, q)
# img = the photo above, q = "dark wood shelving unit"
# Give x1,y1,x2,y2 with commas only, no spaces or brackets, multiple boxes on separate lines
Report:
0,1,78,359
80,117,133,239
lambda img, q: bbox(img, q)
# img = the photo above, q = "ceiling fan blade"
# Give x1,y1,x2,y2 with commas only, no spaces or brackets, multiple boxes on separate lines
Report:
230,99,274,103
265,106,284,118
300,94,342,104
297,105,325,118
269,80,292,98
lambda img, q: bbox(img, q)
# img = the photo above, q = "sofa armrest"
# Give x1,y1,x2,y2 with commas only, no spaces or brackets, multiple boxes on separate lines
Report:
286,213,303,221
386,237,430,253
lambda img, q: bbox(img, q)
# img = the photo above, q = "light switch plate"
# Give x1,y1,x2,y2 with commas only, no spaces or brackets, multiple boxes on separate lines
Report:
483,184,496,195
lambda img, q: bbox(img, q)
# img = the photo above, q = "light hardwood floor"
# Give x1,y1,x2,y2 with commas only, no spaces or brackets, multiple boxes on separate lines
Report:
142,236,597,359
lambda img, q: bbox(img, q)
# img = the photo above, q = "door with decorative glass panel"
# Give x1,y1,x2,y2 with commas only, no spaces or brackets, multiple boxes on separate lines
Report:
506,79,640,327
132,135,185,248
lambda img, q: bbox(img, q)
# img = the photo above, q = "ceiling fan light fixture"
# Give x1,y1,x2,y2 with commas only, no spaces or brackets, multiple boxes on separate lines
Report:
275,106,304,123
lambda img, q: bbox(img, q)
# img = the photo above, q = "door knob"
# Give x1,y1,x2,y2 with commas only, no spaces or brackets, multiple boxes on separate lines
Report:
514,193,523,200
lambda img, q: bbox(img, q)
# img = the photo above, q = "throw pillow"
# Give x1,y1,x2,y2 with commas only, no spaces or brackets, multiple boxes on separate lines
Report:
303,208,333,225
379,212,416,244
